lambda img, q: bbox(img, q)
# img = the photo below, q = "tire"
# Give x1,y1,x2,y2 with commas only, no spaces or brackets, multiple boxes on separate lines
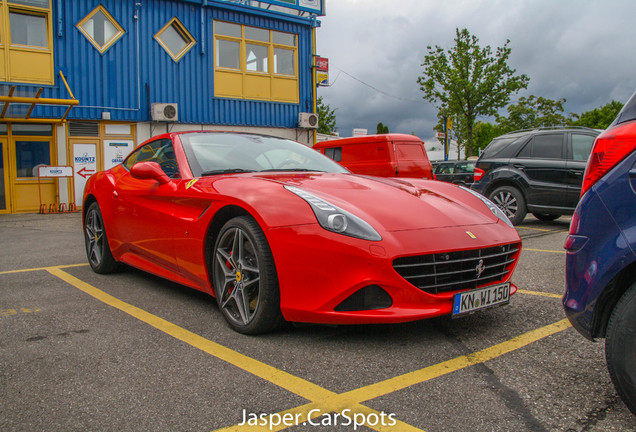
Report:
84,202,119,274
532,213,560,222
605,283,636,416
212,216,284,335
489,186,527,225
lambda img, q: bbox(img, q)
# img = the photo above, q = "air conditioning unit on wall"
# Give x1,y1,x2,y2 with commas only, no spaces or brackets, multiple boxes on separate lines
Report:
152,103,179,121
298,112,319,129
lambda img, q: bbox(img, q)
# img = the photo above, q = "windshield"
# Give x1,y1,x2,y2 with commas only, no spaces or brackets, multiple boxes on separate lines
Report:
179,132,349,177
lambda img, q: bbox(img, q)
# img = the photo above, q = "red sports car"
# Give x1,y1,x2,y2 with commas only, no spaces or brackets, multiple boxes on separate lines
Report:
83,132,521,334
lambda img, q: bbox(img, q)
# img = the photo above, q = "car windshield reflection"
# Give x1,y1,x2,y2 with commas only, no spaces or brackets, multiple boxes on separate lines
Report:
179,132,348,177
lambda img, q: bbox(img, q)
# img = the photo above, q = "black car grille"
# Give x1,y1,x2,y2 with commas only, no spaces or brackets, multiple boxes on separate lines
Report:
392,243,521,294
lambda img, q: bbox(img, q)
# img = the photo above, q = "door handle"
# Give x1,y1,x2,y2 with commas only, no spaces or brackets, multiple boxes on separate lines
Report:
513,164,525,170
569,170,582,176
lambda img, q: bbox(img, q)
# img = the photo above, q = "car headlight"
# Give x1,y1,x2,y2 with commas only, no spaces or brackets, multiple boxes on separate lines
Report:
285,186,382,241
460,186,514,228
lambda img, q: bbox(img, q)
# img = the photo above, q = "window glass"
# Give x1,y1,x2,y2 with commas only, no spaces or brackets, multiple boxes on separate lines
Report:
571,134,595,161
155,18,195,61
215,21,241,38
245,27,269,42
8,0,50,7
123,139,179,178
482,136,520,159
78,8,121,50
159,23,188,57
274,48,294,75
532,134,563,159
246,44,268,72
12,123,52,136
15,141,50,178
216,39,240,69
325,147,342,162
10,12,47,47
272,31,295,46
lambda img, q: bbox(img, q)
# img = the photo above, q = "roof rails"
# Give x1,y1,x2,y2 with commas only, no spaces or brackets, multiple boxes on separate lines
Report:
505,126,600,134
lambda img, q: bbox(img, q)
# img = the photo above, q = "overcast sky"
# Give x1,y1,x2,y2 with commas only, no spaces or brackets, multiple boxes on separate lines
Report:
315,0,636,142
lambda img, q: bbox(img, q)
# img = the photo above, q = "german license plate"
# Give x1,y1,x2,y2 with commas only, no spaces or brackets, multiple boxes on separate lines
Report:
452,282,510,317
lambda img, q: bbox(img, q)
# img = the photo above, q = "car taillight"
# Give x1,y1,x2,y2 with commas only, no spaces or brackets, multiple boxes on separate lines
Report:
581,121,636,197
474,167,485,181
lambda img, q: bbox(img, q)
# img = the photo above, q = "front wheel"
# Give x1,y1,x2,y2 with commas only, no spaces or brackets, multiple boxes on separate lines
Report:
605,283,636,416
213,216,283,334
489,186,527,225
84,202,119,274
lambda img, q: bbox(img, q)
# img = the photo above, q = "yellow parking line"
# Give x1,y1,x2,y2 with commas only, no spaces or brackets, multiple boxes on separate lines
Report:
0,263,87,275
517,289,562,299
524,248,566,254
517,226,568,233
41,266,572,432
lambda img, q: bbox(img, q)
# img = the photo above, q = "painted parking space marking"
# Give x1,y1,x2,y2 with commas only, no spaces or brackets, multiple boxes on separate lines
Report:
524,248,566,254
1,264,568,432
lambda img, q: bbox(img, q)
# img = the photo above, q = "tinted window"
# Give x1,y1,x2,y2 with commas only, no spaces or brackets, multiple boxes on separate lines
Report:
481,136,521,159
571,134,595,161
436,163,454,174
518,134,563,159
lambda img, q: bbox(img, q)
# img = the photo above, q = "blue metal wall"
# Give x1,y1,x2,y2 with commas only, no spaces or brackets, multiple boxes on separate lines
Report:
28,0,317,128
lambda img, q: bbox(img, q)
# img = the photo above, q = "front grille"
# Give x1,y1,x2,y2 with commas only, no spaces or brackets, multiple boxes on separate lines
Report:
393,243,521,294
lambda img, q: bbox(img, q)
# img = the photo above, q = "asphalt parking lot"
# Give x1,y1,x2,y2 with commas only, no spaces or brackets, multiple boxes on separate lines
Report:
2,212,636,432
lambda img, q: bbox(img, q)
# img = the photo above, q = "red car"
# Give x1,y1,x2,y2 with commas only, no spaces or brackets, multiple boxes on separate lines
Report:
83,132,522,334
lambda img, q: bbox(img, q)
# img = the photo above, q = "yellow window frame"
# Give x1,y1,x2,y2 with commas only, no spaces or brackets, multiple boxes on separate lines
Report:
76,5,125,54
213,21,299,104
154,17,196,62
1,0,54,85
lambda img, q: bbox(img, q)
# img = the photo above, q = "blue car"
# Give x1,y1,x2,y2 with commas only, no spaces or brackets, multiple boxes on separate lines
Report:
564,91,636,416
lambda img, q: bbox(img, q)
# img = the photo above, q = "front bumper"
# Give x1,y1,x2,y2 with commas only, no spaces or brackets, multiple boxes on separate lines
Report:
267,221,521,324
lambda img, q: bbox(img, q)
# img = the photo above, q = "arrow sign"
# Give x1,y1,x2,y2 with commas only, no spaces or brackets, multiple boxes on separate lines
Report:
77,167,95,179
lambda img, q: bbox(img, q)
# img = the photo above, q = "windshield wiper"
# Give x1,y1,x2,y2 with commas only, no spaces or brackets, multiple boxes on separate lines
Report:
201,168,255,176
260,168,325,172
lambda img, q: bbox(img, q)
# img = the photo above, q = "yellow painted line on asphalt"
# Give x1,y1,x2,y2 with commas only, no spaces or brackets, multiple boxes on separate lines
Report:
34,265,572,432
517,226,568,233
0,262,87,275
524,248,566,254
517,289,562,299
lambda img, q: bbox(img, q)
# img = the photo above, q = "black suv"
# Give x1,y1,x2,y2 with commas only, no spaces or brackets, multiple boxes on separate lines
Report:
471,127,600,225
433,160,475,186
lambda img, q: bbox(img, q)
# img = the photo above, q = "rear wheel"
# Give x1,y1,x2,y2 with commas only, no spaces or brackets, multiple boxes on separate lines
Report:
489,186,527,225
213,216,283,334
84,202,119,274
605,283,636,416
532,213,560,222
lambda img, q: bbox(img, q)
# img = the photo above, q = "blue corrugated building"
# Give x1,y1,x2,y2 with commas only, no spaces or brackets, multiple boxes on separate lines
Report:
0,0,324,213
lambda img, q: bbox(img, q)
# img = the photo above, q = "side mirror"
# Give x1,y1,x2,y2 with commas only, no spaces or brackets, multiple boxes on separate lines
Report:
130,161,171,185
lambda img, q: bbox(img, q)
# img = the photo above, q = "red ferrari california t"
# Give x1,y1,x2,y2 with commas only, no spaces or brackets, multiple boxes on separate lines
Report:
83,131,522,334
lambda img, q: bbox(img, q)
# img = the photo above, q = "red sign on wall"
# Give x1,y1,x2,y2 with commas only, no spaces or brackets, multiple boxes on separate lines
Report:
315,56,329,71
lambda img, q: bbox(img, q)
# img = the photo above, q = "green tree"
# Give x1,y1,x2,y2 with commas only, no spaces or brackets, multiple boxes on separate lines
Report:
376,122,389,134
316,96,337,135
570,100,624,129
496,95,567,133
472,121,502,153
417,28,529,156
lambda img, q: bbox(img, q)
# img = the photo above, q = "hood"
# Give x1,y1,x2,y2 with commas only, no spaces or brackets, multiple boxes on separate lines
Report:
253,172,498,231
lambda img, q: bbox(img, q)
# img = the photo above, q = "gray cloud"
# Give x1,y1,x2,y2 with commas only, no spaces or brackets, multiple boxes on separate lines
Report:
316,0,636,142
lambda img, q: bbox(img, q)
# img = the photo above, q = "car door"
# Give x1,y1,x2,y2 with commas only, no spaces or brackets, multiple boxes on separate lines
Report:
565,132,597,207
114,138,182,271
514,133,568,209
435,162,455,183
